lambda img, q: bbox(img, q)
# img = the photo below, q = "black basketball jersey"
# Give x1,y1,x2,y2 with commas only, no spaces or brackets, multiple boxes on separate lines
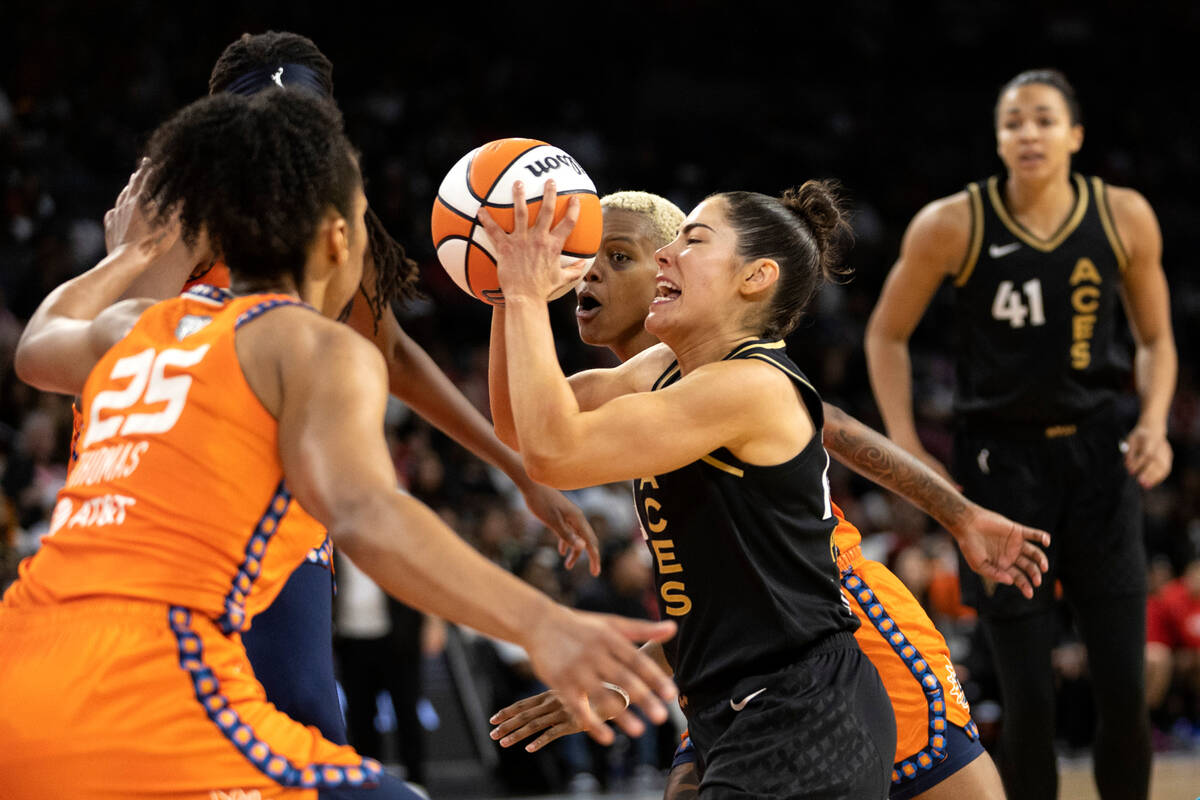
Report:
632,339,857,700
951,173,1131,426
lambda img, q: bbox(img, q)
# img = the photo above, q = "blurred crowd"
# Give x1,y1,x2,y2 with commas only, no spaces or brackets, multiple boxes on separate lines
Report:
2,1,1199,793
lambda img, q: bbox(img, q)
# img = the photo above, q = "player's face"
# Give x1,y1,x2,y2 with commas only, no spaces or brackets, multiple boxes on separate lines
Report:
646,198,741,339
575,208,661,356
995,83,1082,182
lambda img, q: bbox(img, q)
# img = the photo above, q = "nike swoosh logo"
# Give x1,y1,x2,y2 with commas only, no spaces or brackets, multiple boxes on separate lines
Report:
730,687,767,711
988,242,1022,258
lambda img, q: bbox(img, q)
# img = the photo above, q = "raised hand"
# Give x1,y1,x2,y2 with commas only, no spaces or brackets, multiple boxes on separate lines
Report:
477,179,588,302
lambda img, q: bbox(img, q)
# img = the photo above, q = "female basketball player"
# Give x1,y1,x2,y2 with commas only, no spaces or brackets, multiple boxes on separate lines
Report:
476,179,897,798
0,91,676,799
864,69,1176,800
15,30,600,750
487,190,1052,798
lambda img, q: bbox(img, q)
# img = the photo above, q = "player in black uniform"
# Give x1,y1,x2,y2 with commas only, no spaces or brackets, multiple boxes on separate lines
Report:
478,179,896,798
865,69,1176,800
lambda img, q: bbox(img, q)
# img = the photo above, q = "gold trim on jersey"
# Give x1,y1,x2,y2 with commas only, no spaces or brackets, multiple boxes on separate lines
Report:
744,353,817,394
1092,177,1130,273
986,173,1089,252
700,453,744,478
953,183,985,288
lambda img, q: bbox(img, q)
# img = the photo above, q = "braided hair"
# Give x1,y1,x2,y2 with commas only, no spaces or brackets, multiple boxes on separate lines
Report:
139,91,361,290
209,31,421,325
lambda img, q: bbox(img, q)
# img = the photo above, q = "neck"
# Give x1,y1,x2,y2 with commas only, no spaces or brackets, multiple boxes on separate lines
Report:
1004,169,1075,221
229,275,300,298
665,328,760,376
610,328,662,363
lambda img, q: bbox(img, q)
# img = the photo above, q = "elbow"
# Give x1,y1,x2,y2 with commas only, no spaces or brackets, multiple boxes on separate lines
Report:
520,446,582,490
493,419,520,451
12,340,48,391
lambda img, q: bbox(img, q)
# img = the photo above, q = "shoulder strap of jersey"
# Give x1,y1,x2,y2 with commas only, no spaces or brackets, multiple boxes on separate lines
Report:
953,180,987,288
1090,176,1130,273
652,359,681,391
724,338,824,429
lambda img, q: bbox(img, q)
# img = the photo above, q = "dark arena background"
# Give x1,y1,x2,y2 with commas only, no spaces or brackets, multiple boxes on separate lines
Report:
1,2,1198,797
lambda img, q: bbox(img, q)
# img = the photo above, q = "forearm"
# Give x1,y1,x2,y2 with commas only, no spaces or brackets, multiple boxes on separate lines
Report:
487,307,519,449
388,325,528,481
1133,337,1177,433
333,488,560,647
15,244,157,390
27,243,158,327
823,404,973,532
503,296,581,477
863,331,922,450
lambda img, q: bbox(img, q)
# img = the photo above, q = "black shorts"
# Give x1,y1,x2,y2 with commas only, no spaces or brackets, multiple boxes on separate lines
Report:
953,406,1146,619
683,632,895,799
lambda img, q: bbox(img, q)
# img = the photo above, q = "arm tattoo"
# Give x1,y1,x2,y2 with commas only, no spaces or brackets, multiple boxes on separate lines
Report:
664,763,701,800
824,407,969,528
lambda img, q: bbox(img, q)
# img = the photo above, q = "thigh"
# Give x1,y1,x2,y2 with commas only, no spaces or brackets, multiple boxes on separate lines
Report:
0,599,379,799
843,561,979,787
692,644,893,799
1058,435,1146,603
953,434,1062,617
245,559,346,744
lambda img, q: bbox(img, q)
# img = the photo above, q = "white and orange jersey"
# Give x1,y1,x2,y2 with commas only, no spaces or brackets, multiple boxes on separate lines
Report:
6,286,325,631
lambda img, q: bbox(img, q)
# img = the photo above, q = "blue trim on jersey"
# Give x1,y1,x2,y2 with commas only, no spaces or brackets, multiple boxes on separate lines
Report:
671,733,699,769
840,569,979,785
306,533,334,570
235,297,313,328
168,605,381,789
185,284,235,304
218,479,292,634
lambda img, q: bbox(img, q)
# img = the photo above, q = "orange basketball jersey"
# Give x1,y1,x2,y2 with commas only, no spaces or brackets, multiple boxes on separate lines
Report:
5,286,323,630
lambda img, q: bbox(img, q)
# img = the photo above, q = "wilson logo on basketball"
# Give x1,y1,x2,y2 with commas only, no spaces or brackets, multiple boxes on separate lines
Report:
523,153,584,177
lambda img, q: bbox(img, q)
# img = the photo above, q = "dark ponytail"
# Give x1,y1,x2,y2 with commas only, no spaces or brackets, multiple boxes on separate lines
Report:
719,179,852,338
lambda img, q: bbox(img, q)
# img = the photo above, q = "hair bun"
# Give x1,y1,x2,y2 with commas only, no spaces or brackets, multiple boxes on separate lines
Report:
781,180,851,280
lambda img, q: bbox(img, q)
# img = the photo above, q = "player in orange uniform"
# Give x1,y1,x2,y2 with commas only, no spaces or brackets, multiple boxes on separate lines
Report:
485,191,1049,798
27,31,599,754
0,91,677,799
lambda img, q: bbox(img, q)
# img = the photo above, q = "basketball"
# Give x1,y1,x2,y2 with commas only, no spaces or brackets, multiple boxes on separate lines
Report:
430,138,602,305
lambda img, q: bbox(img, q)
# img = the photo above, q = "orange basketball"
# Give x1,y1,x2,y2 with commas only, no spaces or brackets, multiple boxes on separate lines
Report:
430,138,602,305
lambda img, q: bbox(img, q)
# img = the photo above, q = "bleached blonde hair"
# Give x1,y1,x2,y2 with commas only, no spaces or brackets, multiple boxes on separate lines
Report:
600,191,686,249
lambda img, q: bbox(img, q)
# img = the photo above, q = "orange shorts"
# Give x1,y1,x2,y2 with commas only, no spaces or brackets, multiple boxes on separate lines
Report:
0,597,380,799
837,547,977,775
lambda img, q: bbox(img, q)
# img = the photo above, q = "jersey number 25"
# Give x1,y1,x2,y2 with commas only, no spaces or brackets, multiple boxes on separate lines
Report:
81,346,211,448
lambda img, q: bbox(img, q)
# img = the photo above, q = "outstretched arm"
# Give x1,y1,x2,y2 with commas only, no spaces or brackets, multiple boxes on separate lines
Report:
823,403,1049,597
488,640,673,752
242,310,677,745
